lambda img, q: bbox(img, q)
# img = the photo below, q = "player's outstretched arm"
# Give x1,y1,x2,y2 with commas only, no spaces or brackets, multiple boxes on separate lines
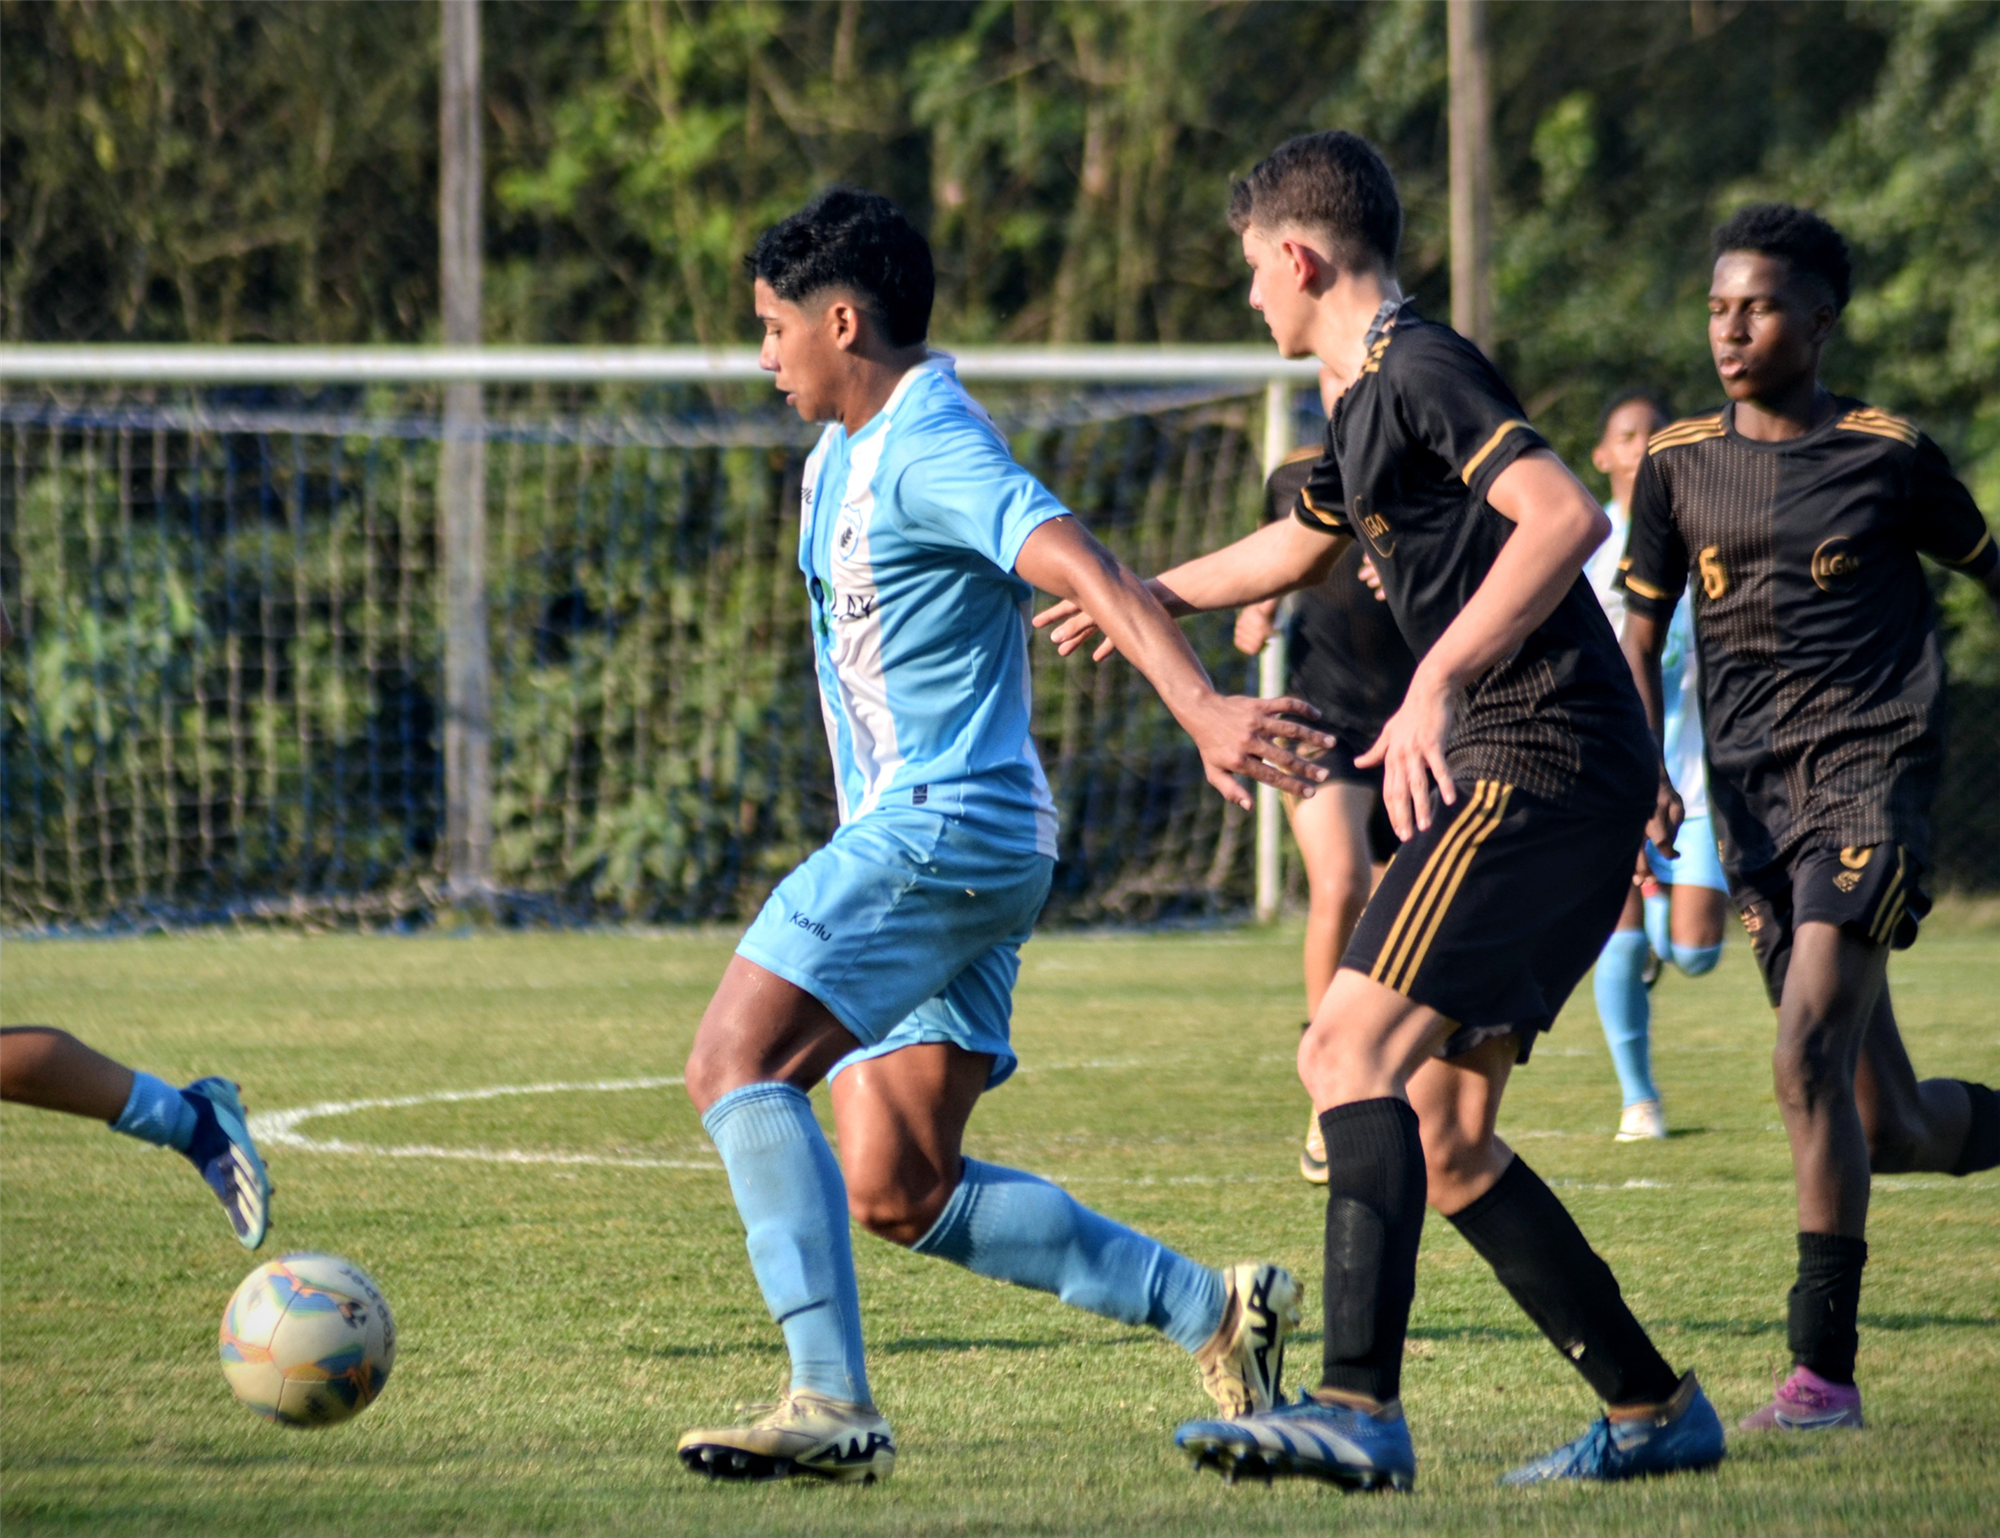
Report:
1356,449,1607,838
1034,516,1344,661
1619,612,1684,860
1015,516,1338,809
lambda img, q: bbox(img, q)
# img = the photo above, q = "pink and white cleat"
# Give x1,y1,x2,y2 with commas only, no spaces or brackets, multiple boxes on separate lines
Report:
1738,1366,1863,1431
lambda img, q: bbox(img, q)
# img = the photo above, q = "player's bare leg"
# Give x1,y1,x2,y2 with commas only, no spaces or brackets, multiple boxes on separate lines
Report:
0,1026,270,1247
1285,780,1380,1182
0,1026,134,1117
1852,988,1986,1173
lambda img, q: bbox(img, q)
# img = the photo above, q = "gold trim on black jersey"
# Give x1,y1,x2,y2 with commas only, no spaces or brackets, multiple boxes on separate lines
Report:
1945,529,1995,569
1279,444,1321,469
1838,407,1919,447
1647,413,1726,455
1621,567,1673,602
1370,780,1513,994
1297,485,1344,532
1458,420,1530,487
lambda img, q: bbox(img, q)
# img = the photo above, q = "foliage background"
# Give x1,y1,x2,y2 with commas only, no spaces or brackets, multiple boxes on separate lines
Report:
5,0,2000,915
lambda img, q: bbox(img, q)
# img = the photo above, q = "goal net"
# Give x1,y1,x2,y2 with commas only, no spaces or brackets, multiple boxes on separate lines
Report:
1,362,1311,929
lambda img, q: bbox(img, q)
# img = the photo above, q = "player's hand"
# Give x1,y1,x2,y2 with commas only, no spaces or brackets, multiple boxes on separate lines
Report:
1035,579,1180,662
1184,694,1339,809
1647,768,1683,860
1232,599,1278,656
1358,557,1387,602
1355,666,1459,839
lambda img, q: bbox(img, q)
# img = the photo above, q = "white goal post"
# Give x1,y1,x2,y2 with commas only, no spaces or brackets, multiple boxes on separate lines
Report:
0,344,1317,921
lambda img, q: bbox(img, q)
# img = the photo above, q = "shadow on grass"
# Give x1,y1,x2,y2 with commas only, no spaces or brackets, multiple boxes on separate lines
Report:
1662,1313,1995,1338
631,1341,788,1360
878,1332,1153,1355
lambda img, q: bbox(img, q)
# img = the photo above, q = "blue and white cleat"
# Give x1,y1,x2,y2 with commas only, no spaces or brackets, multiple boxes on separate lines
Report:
1175,1393,1416,1491
1500,1372,1724,1485
180,1077,271,1249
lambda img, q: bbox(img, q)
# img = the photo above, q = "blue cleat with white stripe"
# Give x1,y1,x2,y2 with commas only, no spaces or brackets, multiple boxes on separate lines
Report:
1500,1372,1724,1485
1174,1393,1415,1491
180,1077,271,1249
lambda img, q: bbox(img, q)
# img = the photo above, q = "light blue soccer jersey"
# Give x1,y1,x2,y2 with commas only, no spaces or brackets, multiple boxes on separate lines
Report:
799,355,1064,856
1657,594,1707,821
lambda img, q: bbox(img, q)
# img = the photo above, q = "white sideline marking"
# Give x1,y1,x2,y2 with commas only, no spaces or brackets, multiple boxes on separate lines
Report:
248,1077,722,1171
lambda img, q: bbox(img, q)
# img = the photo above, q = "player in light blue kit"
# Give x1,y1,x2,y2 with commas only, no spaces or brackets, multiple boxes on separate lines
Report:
1584,393,1729,1141
676,189,1336,1486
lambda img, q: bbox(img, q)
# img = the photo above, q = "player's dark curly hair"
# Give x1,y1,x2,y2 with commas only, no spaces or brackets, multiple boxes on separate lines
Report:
1228,131,1402,272
746,187,934,347
1711,203,1852,313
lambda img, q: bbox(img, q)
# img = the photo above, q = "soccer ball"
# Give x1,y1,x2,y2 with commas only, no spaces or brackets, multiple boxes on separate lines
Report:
219,1252,396,1428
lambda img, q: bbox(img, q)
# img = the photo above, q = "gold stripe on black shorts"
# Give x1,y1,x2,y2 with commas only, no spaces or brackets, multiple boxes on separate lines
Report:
1369,779,1514,995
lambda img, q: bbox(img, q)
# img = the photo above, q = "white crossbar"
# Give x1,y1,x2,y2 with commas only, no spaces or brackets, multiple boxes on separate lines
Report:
0,344,1320,386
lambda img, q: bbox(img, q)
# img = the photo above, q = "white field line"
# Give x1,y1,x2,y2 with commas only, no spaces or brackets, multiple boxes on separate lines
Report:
247,1076,721,1171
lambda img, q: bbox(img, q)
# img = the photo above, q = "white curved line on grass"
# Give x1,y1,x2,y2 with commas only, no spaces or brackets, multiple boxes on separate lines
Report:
248,1076,721,1171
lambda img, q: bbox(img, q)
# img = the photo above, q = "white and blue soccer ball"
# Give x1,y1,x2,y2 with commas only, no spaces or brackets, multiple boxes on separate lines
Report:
220,1252,395,1428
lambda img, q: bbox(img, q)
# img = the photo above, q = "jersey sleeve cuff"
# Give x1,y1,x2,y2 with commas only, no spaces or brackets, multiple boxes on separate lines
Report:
1457,420,1549,502
1292,487,1347,535
1947,528,1998,580
1618,568,1678,621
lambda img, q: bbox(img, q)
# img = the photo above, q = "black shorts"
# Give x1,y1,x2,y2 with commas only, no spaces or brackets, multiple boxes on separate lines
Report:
1281,738,1399,865
1732,843,1929,1006
1340,779,1643,1061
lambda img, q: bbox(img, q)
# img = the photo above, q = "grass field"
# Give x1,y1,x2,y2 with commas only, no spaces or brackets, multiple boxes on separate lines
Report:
3,921,1996,1536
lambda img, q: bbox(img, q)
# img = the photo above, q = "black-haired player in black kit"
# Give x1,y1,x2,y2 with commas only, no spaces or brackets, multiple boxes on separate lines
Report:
1620,204,2000,1434
1235,366,1413,1185
1039,130,1726,1490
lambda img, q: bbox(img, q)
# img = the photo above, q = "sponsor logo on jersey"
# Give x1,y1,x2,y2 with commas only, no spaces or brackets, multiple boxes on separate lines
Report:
789,912,833,941
1698,545,1728,600
1812,537,1863,594
1354,499,1396,556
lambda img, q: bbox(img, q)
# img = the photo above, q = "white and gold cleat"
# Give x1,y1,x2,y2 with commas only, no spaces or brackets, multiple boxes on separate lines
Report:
1301,1107,1329,1184
678,1390,895,1485
1616,1099,1668,1142
1194,1262,1302,1416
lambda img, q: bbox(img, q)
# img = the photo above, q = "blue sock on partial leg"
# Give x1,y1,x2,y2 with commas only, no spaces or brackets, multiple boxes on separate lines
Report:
1593,929,1658,1108
702,1083,871,1406
1669,941,1722,977
1643,891,1672,961
110,1073,197,1151
912,1157,1225,1351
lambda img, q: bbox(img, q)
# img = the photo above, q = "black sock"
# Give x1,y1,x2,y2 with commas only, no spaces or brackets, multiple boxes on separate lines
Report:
1317,1098,1426,1404
1447,1156,1680,1406
1790,1231,1867,1384
1949,1081,2000,1176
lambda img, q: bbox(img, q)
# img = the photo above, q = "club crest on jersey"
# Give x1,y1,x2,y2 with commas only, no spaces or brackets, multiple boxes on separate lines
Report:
834,513,863,562
1698,545,1728,600
1812,536,1863,594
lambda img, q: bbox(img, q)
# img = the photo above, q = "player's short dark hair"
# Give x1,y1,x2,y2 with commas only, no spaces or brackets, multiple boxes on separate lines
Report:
1711,203,1852,313
1597,389,1672,437
1227,131,1403,272
746,187,934,347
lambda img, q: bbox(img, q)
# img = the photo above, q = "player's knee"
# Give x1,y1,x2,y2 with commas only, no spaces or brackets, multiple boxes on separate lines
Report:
845,1176,946,1248
1771,1019,1849,1107
1420,1122,1497,1208
0,1026,70,1100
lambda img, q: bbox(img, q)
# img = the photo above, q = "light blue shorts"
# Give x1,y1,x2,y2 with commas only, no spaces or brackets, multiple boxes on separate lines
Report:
1646,813,1728,893
735,806,1054,1090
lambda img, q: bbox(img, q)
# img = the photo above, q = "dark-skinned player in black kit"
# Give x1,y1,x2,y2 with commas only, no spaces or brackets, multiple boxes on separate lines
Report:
1620,204,2000,1433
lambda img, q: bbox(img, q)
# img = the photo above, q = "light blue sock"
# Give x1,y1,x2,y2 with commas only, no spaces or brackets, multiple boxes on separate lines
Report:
111,1072,196,1150
1669,941,1722,977
701,1083,870,1406
1592,929,1658,1108
1643,890,1672,961
911,1157,1225,1352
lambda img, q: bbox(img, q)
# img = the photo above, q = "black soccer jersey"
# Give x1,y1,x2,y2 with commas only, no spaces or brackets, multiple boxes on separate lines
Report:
1265,446,1416,748
1621,399,1998,874
1290,304,1655,813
